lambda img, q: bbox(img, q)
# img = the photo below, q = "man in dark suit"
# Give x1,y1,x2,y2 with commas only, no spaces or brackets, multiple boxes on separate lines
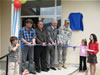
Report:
46,20,58,70
34,21,48,73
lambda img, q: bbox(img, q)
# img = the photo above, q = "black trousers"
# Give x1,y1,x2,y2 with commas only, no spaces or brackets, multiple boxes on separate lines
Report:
34,46,47,71
79,56,87,71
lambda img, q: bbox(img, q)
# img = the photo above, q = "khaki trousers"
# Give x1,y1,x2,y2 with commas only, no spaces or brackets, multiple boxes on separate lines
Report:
8,62,19,75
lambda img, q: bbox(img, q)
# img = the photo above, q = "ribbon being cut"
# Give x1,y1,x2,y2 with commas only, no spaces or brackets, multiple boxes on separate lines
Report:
24,44,76,51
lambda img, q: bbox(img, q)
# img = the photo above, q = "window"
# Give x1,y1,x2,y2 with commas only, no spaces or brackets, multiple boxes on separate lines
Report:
21,0,62,28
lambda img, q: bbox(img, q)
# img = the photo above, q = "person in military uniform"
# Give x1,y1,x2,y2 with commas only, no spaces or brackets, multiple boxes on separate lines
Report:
57,20,72,70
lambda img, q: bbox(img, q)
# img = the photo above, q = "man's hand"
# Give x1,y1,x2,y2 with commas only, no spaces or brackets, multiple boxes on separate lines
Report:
42,42,46,46
32,42,36,45
66,44,69,46
26,42,32,44
61,43,64,45
53,43,56,46
48,43,51,46
57,42,60,45
26,42,33,47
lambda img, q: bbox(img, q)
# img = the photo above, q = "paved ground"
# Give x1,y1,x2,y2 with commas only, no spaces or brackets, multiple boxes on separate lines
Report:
0,61,79,75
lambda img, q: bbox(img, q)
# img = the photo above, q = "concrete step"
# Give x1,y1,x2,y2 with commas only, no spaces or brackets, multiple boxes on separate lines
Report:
0,63,79,75
0,61,6,75
72,69,88,75
27,64,79,75
0,62,88,75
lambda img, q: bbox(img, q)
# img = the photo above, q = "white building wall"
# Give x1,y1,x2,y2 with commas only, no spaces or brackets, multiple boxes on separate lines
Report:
0,0,11,56
0,1,1,56
62,1,100,74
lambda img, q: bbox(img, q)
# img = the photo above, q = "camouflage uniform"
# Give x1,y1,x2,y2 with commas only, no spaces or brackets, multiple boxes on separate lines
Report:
57,25,72,64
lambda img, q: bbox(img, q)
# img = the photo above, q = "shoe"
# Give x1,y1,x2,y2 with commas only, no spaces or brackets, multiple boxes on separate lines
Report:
50,67,56,70
79,70,83,72
58,64,62,70
36,70,41,73
30,71,36,74
82,70,85,72
46,68,50,71
63,64,67,69
41,69,49,72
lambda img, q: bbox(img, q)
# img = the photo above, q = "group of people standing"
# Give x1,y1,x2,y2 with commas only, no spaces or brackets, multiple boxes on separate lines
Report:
7,18,99,75
18,19,72,74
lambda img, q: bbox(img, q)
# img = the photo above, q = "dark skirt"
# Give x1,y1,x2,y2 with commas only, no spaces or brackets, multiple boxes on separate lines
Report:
87,54,97,63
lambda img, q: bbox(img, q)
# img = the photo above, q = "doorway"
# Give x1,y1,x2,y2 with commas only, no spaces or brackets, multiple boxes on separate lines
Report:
21,17,39,28
20,0,62,29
